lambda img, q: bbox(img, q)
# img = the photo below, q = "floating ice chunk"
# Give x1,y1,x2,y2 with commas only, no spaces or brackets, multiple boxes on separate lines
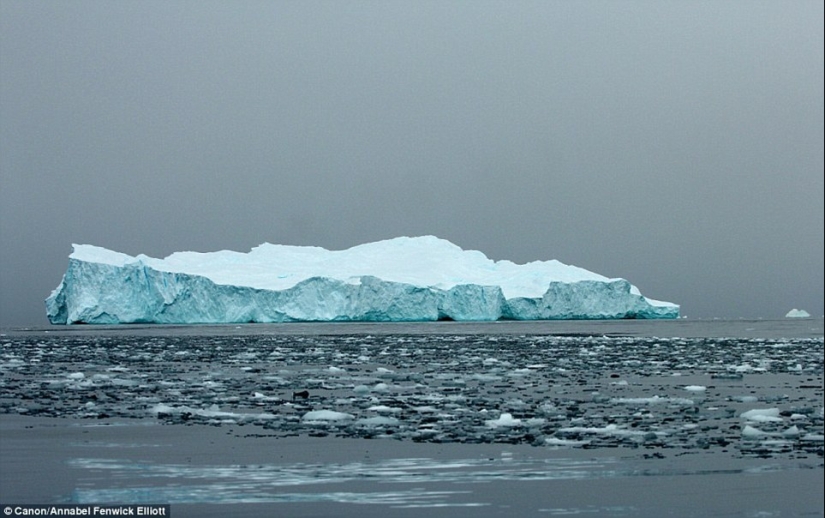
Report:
149,403,274,421
510,368,533,376
742,425,770,437
610,396,694,405
539,403,564,415
197,405,238,418
251,392,280,401
150,403,177,415
556,424,647,437
67,372,85,380
367,405,402,414
731,364,766,373
545,437,591,447
486,413,522,428
356,416,400,427
471,373,502,382
683,385,706,392
740,408,783,422
302,410,354,422
110,378,137,387
782,425,802,437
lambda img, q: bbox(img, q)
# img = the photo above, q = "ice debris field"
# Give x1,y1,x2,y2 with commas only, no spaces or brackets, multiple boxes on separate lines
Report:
1,331,821,459
46,236,678,324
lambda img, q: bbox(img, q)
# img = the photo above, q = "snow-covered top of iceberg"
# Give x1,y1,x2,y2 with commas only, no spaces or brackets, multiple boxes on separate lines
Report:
70,236,624,300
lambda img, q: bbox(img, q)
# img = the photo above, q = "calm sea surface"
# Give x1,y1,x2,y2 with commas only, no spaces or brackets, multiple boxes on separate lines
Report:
4,317,824,338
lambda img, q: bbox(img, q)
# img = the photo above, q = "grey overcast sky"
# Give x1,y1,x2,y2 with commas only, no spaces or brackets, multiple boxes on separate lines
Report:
1,1,822,326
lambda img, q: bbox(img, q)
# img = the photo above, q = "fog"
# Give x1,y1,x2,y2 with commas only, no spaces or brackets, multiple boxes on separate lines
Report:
1,1,822,325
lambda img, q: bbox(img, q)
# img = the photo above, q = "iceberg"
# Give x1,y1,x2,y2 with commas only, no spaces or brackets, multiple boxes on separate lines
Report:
45,236,679,324
785,309,811,318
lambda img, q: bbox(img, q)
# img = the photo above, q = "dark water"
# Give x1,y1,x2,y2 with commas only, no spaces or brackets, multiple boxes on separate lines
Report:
0,319,822,516
6,317,824,339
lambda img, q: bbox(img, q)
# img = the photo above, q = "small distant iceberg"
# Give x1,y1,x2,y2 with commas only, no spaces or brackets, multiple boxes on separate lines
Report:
785,309,811,318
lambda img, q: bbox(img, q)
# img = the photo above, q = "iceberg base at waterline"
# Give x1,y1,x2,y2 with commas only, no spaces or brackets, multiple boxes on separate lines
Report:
46,236,679,324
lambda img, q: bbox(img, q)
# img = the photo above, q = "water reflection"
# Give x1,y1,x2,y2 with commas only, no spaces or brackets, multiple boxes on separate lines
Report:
68,455,806,507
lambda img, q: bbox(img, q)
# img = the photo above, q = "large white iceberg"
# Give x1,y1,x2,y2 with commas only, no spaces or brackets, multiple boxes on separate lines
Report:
45,236,679,324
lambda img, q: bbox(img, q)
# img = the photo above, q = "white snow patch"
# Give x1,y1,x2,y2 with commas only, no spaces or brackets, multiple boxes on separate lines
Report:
69,236,611,298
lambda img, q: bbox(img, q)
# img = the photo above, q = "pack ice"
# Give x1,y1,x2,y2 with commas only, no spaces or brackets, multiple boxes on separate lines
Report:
45,236,679,324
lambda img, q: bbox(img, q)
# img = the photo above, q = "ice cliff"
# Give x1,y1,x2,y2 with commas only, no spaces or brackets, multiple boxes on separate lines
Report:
46,236,679,324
